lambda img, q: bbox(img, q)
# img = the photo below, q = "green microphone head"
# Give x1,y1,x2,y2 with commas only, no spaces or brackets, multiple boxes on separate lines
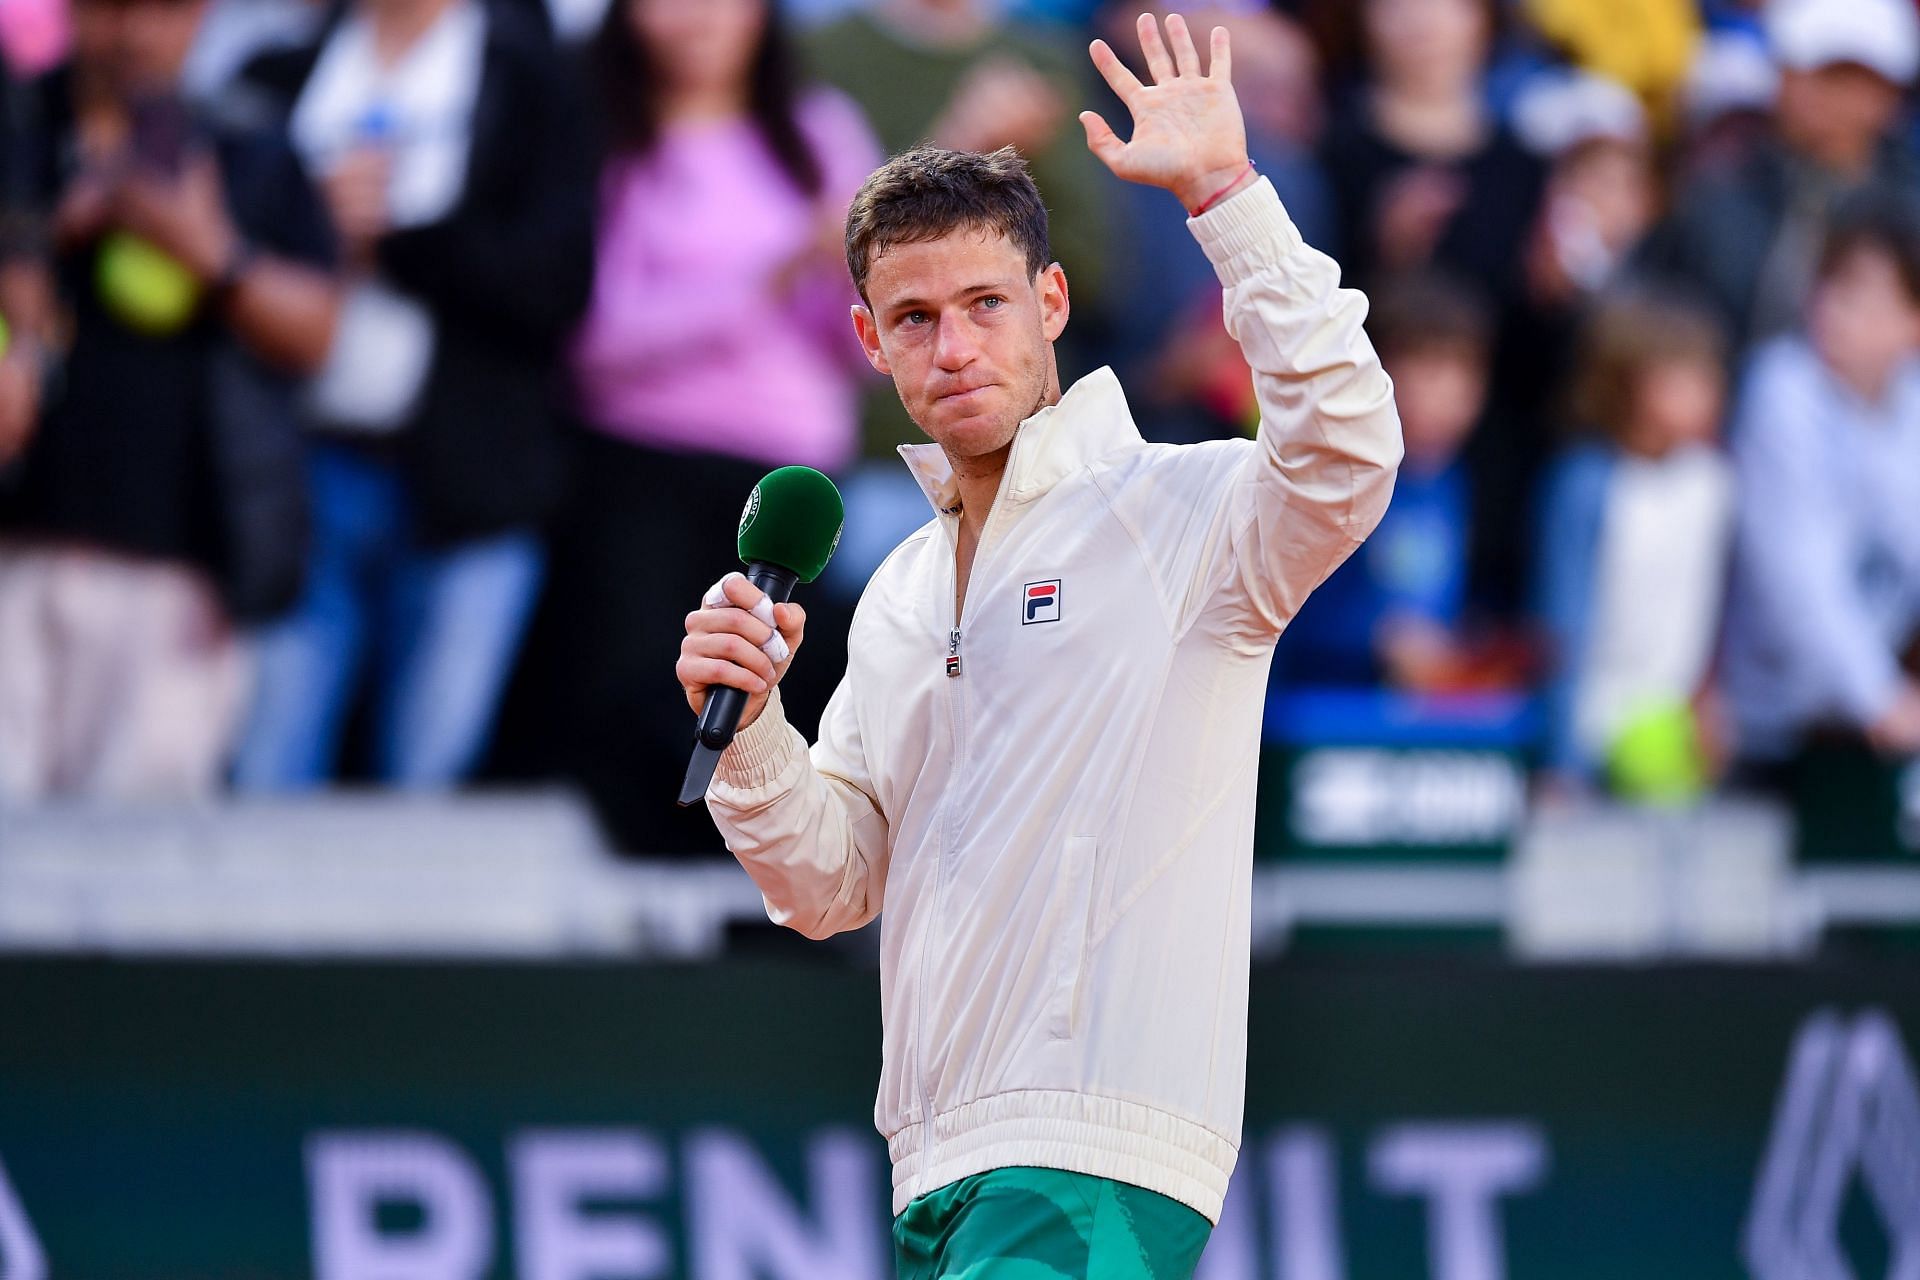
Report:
737,466,844,583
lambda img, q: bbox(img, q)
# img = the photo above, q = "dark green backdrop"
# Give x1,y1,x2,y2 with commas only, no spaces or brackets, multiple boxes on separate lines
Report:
0,957,1914,1279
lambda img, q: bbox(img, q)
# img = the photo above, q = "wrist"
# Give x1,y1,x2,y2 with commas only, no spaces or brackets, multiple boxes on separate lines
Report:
1177,159,1256,216
209,237,258,305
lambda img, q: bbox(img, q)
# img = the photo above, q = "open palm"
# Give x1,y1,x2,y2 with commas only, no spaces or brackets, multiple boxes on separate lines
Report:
1080,13,1249,210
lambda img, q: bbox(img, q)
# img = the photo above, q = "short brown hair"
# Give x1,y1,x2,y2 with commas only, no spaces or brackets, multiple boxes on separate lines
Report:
844,145,1051,301
1366,270,1495,363
1819,194,1920,303
1568,290,1727,436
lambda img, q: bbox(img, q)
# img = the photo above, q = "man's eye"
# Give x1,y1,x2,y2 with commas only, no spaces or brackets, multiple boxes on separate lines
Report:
980,296,1003,310
904,311,929,326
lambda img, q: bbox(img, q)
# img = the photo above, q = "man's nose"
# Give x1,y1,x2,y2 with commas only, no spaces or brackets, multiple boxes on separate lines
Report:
932,314,977,370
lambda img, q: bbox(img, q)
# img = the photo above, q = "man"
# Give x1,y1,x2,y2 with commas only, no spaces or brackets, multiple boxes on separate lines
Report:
229,0,595,789
677,13,1401,1274
1722,201,1920,764
1637,0,1920,349
0,0,337,800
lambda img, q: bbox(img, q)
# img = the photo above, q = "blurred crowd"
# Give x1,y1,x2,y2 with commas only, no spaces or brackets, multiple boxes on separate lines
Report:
2,0,1919,850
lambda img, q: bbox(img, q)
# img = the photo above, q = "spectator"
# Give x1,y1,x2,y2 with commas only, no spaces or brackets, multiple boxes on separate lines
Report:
182,0,324,100
535,0,879,853
1637,0,1920,349
1316,0,1547,626
1467,69,1662,616
1096,1,1334,444
0,0,69,81
1275,272,1496,691
231,0,596,790
803,0,1111,451
1522,0,1700,123
801,0,1115,597
1318,0,1544,302
1722,201,1920,763
0,0,337,802
1535,292,1733,801
1513,68,1657,311
1675,26,1778,182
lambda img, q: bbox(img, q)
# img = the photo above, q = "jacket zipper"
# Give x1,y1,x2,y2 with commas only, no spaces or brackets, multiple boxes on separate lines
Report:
915,494,1006,1183
913,519,959,1176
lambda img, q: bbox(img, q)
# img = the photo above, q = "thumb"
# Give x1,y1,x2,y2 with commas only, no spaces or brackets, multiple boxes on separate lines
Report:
1078,110,1126,169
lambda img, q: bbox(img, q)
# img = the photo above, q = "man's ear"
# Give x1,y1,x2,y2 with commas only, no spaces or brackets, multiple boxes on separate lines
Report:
1038,263,1070,342
851,303,890,375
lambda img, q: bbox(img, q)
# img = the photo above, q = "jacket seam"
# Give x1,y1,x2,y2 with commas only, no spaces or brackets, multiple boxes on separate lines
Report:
1087,742,1255,952
892,1084,1241,1150
1198,463,1363,640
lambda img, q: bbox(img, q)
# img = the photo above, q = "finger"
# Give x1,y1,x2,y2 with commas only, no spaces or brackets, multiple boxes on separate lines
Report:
705,572,776,628
772,601,807,648
1137,12,1176,84
1088,38,1144,105
712,574,788,661
1209,24,1231,81
677,653,768,697
1166,12,1202,77
1078,110,1127,169
719,571,774,621
686,632,776,687
685,607,774,648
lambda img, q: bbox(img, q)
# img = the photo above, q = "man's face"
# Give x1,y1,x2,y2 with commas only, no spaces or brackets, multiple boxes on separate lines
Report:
853,227,1069,467
1777,63,1904,174
78,0,205,97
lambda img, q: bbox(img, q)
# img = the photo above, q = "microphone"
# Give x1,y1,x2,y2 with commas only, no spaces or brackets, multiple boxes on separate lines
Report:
677,466,845,807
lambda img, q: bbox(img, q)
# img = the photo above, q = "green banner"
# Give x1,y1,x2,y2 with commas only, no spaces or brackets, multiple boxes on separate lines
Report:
0,957,1916,1279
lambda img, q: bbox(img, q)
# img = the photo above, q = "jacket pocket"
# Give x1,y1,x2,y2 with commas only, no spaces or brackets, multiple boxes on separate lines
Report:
1047,836,1099,1040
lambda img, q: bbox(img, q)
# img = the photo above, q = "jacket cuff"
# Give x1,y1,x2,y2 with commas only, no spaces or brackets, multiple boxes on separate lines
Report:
711,688,805,795
1187,177,1303,288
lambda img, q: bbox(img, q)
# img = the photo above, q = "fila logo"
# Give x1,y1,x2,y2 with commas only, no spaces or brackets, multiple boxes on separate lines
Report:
1743,1009,1920,1280
1024,580,1062,625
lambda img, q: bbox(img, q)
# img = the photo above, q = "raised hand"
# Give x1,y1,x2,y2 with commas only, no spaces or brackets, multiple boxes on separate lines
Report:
1080,13,1251,213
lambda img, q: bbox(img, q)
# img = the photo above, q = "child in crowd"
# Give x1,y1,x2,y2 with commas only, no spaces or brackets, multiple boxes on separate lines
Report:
1276,272,1494,689
1535,292,1733,801
1721,201,1920,763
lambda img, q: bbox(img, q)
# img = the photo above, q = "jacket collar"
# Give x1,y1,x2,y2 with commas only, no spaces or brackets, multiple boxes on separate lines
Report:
897,366,1141,517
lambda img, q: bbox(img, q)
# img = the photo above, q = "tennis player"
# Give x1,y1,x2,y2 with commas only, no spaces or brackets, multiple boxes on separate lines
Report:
677,13,1402,1275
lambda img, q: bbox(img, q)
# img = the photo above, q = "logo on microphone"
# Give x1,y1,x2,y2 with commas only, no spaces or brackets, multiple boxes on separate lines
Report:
1023,579,1061,625
739,486,762,537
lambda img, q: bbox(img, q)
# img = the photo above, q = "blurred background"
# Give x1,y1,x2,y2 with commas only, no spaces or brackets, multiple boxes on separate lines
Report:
1,0,1919,1274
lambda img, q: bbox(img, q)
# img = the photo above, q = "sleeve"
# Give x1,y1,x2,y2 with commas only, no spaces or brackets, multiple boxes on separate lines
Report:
375,48,597,349
704,678,891,940
1731,348,1903,728
1110,177,1402,648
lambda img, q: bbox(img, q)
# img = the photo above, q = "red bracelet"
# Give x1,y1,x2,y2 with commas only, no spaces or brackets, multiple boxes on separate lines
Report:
1188,160,1257,218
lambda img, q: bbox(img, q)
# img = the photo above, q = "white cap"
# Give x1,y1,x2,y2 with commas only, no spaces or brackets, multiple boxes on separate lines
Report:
1685,29,1781,124
1766,0,1920,85
1511,69,1649,157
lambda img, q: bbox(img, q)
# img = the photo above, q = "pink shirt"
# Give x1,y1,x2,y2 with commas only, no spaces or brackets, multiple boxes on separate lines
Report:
568,90,882,472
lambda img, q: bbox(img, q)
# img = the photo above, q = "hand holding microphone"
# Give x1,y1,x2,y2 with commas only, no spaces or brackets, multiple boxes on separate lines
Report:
675,466,844,806
678,572,806,729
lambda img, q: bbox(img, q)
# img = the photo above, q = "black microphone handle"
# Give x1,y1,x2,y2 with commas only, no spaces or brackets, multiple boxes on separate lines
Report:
694,561,800,750
677,562,800,807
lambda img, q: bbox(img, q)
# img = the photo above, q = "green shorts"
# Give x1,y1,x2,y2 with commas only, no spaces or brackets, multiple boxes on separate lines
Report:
892,1166,1213,1279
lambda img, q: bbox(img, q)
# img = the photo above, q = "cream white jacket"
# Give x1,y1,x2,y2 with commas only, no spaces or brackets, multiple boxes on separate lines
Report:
706,178,1402,1223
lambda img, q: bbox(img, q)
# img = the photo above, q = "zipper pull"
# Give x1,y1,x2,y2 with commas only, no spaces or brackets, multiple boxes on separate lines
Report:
946,628,962,678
